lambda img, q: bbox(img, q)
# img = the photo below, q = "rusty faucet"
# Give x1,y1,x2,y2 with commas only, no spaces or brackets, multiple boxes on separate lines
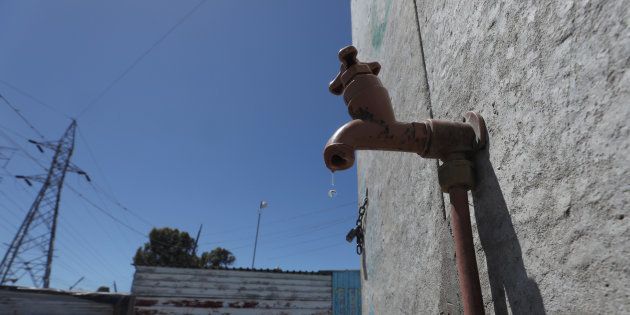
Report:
324,46,486,171
324,45,487,315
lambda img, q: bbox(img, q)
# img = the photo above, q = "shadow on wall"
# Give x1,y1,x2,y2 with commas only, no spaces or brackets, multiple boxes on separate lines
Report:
472,140,546,315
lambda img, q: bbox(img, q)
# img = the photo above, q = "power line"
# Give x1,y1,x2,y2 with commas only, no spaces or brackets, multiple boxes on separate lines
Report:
57,203,129,279
264,234,341,253
75,127,147,226
0,117,358,270
65,185,147,237
0,120,130,288
63,184,189,260
77,0,208,117
0,79,70,119
88,182,155,227
0,128,47,170
200,215,352,246
266,242,348,261
0,127,169,255
0,93,44,139
0,103,166,282
72,194,133,260
200,201,356,239
1,120,359,260
1,125,156,229
54,242,116,284
76,127,114,194
199,215,355,250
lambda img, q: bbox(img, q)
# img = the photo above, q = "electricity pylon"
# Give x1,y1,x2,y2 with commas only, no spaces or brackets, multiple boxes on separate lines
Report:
0,120,89,288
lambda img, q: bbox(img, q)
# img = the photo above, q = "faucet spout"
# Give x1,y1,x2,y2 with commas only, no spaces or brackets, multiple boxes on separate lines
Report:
324,120,429,171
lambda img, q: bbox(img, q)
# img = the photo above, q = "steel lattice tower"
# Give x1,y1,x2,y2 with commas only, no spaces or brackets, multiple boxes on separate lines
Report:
0,120,88,288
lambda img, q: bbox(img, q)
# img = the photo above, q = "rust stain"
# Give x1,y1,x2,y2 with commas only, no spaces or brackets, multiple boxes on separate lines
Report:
166,299,223,308
227,301,259,308
135,299,158,307
242,301,259,308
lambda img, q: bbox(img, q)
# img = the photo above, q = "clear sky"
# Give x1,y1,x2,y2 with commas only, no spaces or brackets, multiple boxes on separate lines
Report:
0,0,357,292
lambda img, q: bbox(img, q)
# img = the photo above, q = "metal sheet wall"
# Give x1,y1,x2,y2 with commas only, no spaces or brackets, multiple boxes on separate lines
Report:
0,286,133,315
332,271,361,315
132,266,333,315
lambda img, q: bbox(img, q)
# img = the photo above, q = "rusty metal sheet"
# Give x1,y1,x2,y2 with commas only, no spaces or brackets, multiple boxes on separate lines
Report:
135,297,332,315
132,266,335,315
0,290,114,315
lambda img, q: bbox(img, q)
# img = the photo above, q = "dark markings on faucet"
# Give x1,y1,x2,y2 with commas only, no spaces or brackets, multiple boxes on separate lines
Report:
352,107,375,121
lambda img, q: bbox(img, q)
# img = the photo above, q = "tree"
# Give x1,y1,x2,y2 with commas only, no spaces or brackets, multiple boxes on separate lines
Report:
133,228,237,269
133,227,199,268
200,247,236,269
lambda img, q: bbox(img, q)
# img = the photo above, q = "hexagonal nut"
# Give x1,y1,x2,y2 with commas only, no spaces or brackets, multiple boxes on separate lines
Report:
438,160,475,192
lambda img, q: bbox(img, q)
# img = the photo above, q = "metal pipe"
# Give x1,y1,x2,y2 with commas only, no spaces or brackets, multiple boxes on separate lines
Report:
251,209,262,268
449,187,484,315
251,201,268,268
324,120,429,171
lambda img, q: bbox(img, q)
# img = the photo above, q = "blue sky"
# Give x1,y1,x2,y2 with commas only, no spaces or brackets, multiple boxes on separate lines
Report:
0,0,357,292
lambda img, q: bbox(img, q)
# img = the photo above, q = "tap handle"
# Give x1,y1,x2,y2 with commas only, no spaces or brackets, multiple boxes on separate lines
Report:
329,46,381,95
338,46,358,67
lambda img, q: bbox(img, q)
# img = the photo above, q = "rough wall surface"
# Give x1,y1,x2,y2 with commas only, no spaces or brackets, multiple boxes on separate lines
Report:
351,1,462,314
351,0,629,314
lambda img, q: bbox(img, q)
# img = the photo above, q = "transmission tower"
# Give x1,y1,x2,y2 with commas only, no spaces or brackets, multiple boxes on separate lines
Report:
0,120,89,288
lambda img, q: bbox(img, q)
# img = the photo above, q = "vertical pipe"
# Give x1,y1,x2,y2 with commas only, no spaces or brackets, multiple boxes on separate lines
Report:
449,187,484,315
251,210,262,268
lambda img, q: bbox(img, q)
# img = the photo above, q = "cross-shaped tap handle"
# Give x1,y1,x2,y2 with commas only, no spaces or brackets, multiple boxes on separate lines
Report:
338,46,359,67
329,45,381,95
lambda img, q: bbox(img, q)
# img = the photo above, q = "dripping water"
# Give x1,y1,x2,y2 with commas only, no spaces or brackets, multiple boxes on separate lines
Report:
328,172,337,198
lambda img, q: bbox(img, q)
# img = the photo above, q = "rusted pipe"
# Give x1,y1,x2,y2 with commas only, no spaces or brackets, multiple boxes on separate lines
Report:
449,187,484,315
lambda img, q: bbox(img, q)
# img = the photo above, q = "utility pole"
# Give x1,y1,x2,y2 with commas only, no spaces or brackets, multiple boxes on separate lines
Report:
68,276,85,291
192,224,203,256
0,121,89,288
251,200,267,268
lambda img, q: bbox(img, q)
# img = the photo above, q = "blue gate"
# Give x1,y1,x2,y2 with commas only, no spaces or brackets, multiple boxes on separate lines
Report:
332,270,361,315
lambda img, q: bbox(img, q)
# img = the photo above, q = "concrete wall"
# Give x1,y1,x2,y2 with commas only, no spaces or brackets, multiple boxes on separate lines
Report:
350,0,629,314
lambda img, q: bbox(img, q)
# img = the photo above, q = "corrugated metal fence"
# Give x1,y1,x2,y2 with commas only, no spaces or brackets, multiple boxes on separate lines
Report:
133,266,354,315
0,286,134,315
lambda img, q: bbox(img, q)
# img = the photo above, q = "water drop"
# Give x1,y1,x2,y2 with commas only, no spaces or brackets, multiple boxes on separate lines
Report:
328,189,337,198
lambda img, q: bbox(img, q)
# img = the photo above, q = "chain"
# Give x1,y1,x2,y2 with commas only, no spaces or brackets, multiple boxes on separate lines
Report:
346,195,368,255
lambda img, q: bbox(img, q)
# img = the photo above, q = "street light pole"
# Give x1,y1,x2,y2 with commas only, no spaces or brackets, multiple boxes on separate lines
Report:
251,200,267,268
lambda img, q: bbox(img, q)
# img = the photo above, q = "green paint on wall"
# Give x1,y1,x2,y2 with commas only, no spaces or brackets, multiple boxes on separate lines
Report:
370,0,392,51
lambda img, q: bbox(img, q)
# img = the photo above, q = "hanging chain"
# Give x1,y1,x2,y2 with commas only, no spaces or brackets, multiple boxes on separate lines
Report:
346,195,368,255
